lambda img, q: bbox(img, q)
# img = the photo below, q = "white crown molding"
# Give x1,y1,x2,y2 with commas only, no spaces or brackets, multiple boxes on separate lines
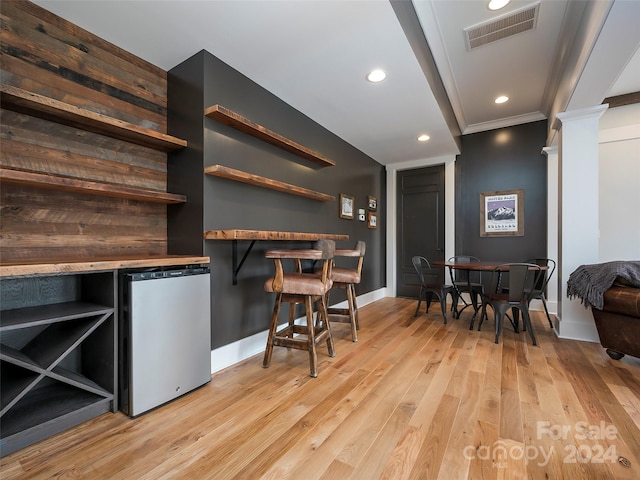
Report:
384,154,456,173
463,111,547,135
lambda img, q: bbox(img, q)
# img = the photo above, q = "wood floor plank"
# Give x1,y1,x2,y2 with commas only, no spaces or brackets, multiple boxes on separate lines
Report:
2,298,640,480
477,337,503,425
609,385,640,431
234,368,371,480
334,332,436,468
407,331,460,430
467,419,499,480
500,340,525,443
276,362,396,480
348,398,417,479
319,459,353,480
141,366,346,479
377,425,424,480
436,371,483,479
596,402,640,480
521,401,565,480
495,438,527,479
408,393,460,480
469,333,491,374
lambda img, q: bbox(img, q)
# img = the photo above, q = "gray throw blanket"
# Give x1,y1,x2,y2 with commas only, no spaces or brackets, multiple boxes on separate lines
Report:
567,261,640,309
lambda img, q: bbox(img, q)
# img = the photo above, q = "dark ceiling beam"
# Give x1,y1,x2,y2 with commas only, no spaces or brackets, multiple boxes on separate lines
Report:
603,91,640,108
390,0,461,151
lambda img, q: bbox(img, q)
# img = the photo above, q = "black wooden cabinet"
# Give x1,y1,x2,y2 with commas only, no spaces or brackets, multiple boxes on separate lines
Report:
0,272,117,456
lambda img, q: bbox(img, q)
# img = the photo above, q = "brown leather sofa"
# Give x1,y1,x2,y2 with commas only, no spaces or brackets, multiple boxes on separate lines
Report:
591,281,640,360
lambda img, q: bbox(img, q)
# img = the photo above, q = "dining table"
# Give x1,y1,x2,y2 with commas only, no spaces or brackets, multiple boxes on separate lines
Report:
432,259,549,323
433,260,548,272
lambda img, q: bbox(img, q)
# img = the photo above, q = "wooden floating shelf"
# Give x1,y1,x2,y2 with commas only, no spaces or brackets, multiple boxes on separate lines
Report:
0,168,187,204
204,165,334,202
203,104,335,167
0,84,187,152
204,229,349,241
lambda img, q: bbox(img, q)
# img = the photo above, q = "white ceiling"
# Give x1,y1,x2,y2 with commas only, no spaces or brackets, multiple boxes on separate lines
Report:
32,0,640,166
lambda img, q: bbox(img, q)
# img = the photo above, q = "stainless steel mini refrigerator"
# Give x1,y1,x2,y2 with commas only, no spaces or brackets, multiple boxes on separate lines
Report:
119,266,211,417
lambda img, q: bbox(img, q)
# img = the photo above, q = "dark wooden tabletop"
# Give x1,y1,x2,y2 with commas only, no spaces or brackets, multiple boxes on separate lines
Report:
433,260,548,271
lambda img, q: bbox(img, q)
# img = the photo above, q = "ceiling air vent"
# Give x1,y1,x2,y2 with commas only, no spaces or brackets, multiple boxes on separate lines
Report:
464,2,540,50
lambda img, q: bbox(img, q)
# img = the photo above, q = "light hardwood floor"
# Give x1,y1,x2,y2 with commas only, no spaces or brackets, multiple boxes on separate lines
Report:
2,297,640,479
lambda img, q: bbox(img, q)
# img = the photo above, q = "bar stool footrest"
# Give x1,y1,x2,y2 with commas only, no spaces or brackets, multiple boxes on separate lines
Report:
272,326,330,350
276,325,309,337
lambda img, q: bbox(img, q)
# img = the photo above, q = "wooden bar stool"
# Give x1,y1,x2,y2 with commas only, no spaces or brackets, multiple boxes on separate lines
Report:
263,239,336,377
325,241,366,342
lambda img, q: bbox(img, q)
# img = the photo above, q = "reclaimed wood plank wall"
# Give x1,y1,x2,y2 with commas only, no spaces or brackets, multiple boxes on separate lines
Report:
0,0,170,262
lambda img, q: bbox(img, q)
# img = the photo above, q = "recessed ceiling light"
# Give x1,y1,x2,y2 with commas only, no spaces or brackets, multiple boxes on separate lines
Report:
417,134,430,142
488,0,510,10
367,69,386,83
495,95,509,104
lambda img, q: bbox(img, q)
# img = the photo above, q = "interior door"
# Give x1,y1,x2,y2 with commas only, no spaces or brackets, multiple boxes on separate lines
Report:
396,165,445,297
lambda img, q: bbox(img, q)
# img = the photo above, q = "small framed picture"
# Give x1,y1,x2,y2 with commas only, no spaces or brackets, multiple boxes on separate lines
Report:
368,196,377,211
367,211,377,229
339,193,354,219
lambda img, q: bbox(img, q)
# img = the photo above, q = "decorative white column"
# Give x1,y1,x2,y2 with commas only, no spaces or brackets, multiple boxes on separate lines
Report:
554,104,608,341
542,145,559,329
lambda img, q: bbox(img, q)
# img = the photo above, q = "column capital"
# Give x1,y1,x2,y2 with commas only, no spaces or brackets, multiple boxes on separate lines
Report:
542,145,558,157
554,104,608,129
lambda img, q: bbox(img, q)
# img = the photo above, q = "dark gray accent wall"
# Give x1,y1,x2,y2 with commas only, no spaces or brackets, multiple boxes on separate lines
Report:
167,50,385,349
455,120,548,262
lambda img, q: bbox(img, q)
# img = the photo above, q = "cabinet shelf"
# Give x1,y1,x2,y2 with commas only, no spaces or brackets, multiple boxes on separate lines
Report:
23,314,111,370
204,164,334,202
49,366,112,398
0,84,187,152
0,345,43,371
0,364,42,414
204,104,335,167
0,301,114,331
0,383,112,440
0,352,110,403
0,168,187,204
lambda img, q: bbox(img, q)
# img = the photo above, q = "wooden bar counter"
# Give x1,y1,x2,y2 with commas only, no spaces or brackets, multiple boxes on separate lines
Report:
204,229,348,241
0,255,210,278
204,229,349,285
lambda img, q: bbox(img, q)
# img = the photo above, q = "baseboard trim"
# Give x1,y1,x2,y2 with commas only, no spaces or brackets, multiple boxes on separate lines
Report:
209,287,388,374
555,316,600,343
528,298,558,314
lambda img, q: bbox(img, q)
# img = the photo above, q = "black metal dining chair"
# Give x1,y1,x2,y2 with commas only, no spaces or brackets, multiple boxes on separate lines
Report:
477,263,542,345
447,255,484,320
412,256,455,323
524,258,556,328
